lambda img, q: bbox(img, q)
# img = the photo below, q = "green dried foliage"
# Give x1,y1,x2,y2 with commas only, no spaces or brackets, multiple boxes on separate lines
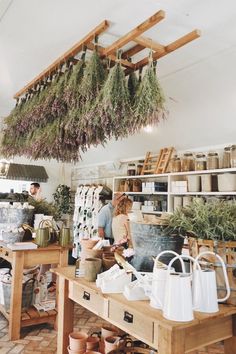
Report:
53,184,72,217
134,61,166,128
165,199,236,241
128,71,139,105
90,62,132,141
28,196,60,220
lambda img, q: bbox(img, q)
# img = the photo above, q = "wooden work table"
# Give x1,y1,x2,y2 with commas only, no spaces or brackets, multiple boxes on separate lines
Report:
54,266,236,354
0,243,70,340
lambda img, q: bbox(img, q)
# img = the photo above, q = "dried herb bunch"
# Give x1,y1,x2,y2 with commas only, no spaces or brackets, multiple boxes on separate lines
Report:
134,58,166,128
165,199,236,241
92,59,132,141
1,48,167,162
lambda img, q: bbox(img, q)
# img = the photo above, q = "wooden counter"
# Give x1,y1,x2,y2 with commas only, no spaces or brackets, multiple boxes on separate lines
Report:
0,243,69,340
54,266,236,354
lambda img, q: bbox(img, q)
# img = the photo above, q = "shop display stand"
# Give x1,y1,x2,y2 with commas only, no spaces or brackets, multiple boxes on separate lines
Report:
0,243,69,340
113,167,236,214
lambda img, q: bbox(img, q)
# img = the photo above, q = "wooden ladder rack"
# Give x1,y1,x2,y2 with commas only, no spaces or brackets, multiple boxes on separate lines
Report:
14,11,201,98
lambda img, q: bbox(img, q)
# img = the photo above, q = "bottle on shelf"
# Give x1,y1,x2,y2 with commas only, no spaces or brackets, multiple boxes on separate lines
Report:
136,160,144,175
195,153,206,171
206,152,219,170
169,155,181,173
230,145,236,168
223,146,231,168
181,152,195,172
127,163,136,176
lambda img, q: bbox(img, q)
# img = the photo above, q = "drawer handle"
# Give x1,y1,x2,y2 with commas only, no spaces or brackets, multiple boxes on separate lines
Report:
83,291,90,301
124,311,133,323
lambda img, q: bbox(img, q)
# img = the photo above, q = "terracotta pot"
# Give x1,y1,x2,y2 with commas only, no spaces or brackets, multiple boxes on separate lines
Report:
103,246,113,252
86,336,100,350
102,256,116,271
103,251,114,258
101,325,119,340
69,332,88,351
67,346,84,354
104,336,124,353
80,239,99,250
84,351,102,354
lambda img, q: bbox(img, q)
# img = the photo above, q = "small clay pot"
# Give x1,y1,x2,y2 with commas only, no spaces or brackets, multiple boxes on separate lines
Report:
102,256,116,271
86,249,103,259
80,239,99,250
69,332,88,351
104,336,124,353
101,325,119,339
84,351,102,354
86,336,100,350
67,346,84,354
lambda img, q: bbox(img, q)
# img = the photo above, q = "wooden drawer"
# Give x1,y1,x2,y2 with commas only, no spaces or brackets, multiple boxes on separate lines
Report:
69,282,108,318
108,298,153,344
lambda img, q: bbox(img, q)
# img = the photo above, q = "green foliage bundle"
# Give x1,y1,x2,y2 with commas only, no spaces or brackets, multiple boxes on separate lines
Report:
53,184,72,217
28,196,60,220
165,199,236,241
1,49,167,163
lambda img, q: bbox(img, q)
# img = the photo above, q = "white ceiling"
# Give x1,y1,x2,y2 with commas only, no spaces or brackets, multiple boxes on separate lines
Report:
0,0,236,165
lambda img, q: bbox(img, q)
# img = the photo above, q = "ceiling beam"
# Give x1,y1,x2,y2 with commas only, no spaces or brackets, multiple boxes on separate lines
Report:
134,29,201,70
14,20,110,98
103,10,165,56
86,43,135,69
134,36,165,53
122,44,145,59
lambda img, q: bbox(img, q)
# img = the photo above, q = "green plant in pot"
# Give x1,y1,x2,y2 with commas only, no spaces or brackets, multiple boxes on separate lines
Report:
53,184,72,224
165,198,236,242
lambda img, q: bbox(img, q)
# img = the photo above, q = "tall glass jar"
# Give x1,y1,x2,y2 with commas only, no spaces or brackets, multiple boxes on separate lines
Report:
136,161,144,175
223,146,231,168
230,145,236,168
170,155,181,172
181,152,195,172
127,163,136,176
206,152,219,170
195,153,206,171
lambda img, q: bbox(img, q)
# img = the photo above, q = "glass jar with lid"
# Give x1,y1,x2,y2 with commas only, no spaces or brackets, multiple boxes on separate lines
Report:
181,152,195,172
127,163,136,176
136,160,144,175
230,145,236,168
169,155,181,172
195,153,206,171
206,152,219,170
223,146,231,168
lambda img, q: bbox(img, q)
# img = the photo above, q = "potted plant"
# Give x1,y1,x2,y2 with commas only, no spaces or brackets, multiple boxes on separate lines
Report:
53,184,72,225
164,198,236,305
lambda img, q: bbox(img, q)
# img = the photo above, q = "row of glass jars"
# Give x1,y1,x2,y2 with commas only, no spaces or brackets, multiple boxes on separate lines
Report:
170,146,236,172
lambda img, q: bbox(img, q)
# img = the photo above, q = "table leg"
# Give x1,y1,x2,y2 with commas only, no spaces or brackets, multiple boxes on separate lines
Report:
59,248,69,267
224,314,236,354
158,325,185,354
9,252,24,340
57,276,74,354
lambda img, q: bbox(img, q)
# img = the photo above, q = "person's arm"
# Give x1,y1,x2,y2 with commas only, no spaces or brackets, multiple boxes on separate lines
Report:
98,207,107,239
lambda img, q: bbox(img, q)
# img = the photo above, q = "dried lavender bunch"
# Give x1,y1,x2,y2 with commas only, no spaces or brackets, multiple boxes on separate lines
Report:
127,71,139,105
134,60,166,128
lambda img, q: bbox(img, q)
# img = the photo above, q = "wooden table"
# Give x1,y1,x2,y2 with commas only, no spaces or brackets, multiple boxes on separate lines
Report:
54,266,236,354
0,243,69,340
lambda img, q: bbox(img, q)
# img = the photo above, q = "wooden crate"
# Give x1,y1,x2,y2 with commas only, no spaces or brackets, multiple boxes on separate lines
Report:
189,238,236,306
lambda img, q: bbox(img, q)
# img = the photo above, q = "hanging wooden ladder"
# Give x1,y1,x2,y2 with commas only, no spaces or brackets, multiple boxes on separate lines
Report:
141,147,174,175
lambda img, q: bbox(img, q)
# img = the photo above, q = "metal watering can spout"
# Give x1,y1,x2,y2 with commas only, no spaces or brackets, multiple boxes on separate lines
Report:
193,251,230,313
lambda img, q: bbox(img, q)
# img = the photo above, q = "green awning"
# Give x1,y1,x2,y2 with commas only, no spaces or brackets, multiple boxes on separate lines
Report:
6,163,48,182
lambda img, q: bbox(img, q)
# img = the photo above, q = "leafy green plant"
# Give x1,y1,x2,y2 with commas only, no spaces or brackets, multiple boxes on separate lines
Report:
53,184,72,217
165,199,236,241
28,197,60,220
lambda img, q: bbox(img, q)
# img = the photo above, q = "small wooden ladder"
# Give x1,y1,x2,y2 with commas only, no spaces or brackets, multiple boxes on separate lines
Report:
141,147,174,175
155,147,174,174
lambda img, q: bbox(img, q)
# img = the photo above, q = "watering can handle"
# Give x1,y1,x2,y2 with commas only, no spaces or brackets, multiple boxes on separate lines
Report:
196,251,230,303
167,254,201,273
155,250,186,273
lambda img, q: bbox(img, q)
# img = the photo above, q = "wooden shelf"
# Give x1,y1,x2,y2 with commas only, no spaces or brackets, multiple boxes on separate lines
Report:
120,191,168,195
21,306,57,328
170,192,236,196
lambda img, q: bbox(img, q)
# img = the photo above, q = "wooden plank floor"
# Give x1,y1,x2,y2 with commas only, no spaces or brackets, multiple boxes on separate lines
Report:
0,305,224,353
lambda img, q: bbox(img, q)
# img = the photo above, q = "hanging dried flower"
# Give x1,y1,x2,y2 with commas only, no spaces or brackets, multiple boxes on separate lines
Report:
91,60,132,141
127,71,139,105
134,59,166,128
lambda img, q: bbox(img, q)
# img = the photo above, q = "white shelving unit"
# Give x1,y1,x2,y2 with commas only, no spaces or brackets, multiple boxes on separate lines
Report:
113,167,236,213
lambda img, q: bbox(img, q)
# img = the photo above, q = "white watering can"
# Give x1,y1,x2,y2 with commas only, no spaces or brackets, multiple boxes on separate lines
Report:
149,250,186,310
193,251,230,313
163,254,200,322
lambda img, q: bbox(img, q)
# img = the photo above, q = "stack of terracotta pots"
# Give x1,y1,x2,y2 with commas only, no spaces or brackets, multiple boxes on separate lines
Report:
68,331,101,353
